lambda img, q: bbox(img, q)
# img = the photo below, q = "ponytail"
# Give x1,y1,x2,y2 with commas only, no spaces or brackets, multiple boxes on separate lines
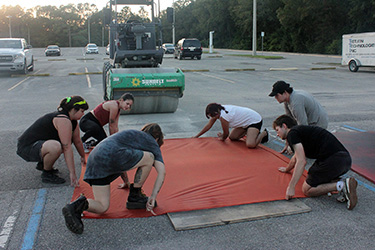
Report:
205,103,227,119
58,96,89,112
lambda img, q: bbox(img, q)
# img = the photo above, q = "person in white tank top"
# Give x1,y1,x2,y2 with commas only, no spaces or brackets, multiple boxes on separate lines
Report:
193,103,269,148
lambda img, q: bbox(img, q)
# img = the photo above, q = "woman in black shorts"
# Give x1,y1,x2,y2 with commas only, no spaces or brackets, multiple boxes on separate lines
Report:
62,123,166,234
17,96,88,185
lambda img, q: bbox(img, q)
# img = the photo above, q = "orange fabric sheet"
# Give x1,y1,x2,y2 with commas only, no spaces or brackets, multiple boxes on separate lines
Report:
72,137,307,219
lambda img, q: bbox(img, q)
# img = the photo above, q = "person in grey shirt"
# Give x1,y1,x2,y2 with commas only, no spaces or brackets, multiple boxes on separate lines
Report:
269,80,328,153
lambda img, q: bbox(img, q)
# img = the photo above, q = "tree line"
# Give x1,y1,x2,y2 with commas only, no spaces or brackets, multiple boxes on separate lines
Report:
1,0,374,54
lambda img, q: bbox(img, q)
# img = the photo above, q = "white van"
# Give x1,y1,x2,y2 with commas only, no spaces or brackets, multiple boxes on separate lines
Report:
342,32,375,72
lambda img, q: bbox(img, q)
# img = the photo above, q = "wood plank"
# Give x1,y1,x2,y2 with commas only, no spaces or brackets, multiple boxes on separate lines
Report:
167,199,311,231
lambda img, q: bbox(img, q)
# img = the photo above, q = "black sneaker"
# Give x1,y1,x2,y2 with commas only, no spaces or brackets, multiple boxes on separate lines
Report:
41,171,65,184
62,195,88,234
36,162,59,173
261,129,269,143
342,177,358,210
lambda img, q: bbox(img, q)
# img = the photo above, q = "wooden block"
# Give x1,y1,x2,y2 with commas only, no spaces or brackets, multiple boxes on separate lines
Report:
167,199,311,231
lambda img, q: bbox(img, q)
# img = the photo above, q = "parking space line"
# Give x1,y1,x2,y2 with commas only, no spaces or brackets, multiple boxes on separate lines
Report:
21,189,47,250
8,77,30,91
0,210,19,248
85,67,92,88
197,72,236,84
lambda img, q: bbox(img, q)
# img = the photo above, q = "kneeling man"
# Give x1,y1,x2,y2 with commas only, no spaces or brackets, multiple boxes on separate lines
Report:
273,115,357,210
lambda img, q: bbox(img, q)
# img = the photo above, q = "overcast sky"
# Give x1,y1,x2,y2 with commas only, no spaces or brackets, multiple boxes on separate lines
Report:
4,0,174,12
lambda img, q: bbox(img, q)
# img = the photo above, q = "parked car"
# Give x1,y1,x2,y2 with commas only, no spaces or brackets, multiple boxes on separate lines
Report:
106,44,110,55
174,38,202,60
162,43,175,54
45,45,61,56
0,38,34,74
85,43,99,54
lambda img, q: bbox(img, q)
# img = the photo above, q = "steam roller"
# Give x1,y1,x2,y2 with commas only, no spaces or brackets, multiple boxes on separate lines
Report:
104,67,185,114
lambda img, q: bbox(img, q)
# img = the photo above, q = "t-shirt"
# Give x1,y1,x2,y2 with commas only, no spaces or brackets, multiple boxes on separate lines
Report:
18,111,77,148
287,125,347,160
84,130,163,180
220,105,262,128
284,90,328,129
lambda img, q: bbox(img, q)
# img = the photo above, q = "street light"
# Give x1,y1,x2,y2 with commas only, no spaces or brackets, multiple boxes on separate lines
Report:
252,0,256,56
6,16,12,38
88,16,92,43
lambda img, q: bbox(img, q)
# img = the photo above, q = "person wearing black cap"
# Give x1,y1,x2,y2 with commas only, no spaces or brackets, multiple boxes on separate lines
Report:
269,81,328,153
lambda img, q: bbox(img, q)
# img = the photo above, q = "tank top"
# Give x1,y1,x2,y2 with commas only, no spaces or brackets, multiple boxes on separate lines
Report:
18,110,77,147
93,101,120,127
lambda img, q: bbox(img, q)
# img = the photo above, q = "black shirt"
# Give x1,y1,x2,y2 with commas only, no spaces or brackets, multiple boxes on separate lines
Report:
18,111,77,147
287,125,347,160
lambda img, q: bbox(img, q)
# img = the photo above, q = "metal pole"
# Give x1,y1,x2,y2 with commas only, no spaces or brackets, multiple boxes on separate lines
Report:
172,1,175,45
252,0,256,56
6,16,12,38
88,16,91,43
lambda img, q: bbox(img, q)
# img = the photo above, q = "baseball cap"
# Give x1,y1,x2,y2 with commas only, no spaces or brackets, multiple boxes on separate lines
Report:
269,81,290,97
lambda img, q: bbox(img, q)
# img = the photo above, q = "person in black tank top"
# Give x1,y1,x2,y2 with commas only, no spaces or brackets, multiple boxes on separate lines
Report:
17,96,89,185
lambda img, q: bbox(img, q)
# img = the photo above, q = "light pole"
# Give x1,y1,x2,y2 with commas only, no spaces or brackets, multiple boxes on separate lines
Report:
252,0,257,56
172,0,175,45
6,16,12,38
88,16,92,43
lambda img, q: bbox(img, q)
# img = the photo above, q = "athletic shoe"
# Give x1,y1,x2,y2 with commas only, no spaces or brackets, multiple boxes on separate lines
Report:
342,177,358,210
41,171,65,184
261,129,269,143
336,191,347,203
62,195,88,234
127,184,149,209
36,162,58,173
83,143,90,153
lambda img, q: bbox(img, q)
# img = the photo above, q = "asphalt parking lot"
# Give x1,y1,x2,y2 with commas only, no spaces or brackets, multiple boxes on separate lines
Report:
1,47,375,249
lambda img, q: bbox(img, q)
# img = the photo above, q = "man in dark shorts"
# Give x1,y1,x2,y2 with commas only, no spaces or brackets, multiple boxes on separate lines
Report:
62,123,166,234
273,115,358,210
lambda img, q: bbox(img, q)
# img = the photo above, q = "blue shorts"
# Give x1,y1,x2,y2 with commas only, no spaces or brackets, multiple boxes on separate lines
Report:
17,140,45,162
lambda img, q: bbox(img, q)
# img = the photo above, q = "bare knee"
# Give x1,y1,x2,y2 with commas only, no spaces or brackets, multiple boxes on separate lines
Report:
246,141,257,148
302,182,313,197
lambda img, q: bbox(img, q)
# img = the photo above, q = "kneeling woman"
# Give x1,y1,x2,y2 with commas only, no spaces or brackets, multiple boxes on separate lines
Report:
62,123,166,234
194,103,268,148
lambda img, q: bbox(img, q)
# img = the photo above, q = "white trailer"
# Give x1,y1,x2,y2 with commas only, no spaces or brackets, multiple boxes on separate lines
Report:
342,32,375,72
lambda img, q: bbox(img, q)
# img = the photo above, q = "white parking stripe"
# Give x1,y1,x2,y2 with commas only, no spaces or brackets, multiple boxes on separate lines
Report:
0,210,19,248
85,67,92,88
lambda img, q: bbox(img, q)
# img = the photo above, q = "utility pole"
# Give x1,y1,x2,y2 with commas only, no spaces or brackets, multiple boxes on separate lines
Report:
6,16,12,38
172,1,176,45
252,0,257,56
88,16,91,43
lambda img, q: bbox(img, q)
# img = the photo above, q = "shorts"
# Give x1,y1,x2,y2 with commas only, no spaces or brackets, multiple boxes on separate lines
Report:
306,151,352,187
17,140,45,162
83,145,144,186
85,173,121,186
245,120,263,131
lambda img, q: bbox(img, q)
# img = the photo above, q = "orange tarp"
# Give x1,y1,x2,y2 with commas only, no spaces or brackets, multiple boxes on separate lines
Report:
72,137,307,219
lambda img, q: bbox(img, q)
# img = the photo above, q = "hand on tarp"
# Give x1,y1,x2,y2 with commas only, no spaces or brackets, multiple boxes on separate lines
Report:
147,197,157,216
285,186,295,200
70,173,80,187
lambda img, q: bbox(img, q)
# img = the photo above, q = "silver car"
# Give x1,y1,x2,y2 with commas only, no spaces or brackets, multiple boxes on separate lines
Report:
85,43,99,54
